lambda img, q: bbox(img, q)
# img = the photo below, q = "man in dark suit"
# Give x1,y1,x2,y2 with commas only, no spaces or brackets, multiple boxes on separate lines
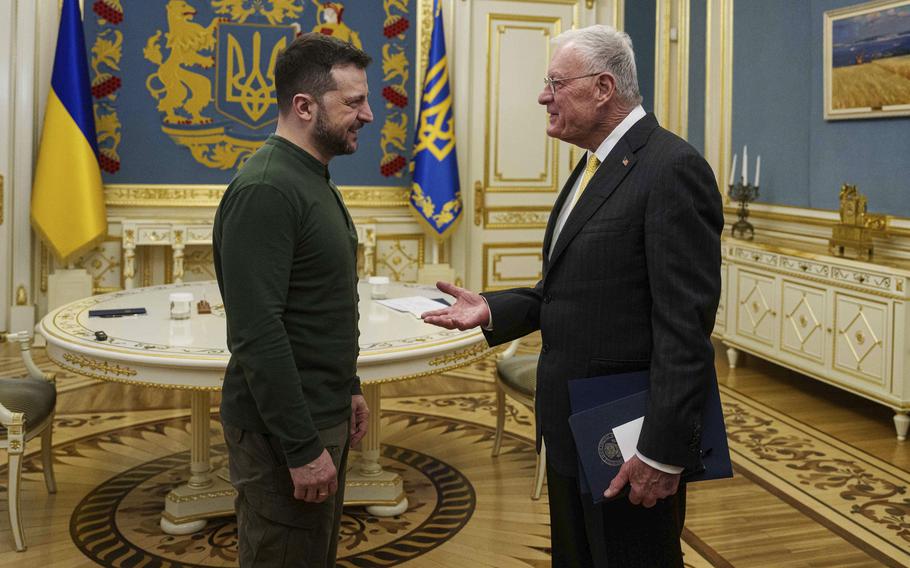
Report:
422,25,723,567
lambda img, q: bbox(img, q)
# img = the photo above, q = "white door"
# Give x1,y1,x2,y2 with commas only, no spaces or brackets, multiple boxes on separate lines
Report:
0,0,14,330
450,0,585,292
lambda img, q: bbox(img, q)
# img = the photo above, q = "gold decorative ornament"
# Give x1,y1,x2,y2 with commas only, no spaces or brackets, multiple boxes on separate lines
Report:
485,207,551,230
41,243,49,292
50,354,222,391
829,184,888,260
15,286,27,306
429,343,489,367
474,181,483,226
62,353,138,377
166,489,236,503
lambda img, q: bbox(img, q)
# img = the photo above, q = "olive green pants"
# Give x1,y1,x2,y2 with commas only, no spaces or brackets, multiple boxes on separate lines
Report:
223,419,350,567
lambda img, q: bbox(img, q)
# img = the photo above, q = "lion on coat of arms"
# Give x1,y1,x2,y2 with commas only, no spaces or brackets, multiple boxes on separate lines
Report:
144,0,220,124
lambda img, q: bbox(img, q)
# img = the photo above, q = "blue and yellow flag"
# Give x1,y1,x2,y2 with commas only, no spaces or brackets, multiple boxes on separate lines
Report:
410,0,461,240
31,0,107,263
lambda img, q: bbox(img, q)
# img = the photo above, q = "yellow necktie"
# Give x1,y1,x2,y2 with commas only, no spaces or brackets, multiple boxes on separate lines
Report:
569,153,601,209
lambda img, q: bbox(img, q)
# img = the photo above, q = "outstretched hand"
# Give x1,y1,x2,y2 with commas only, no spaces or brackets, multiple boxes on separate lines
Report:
420,281,491,330
604,455,680,508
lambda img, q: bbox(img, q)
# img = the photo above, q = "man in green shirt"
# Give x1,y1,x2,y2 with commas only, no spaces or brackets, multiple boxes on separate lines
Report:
213,33,373,567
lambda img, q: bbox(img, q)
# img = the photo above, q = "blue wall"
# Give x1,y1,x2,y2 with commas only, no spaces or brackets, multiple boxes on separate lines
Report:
626,1,656,113
688,0,707,153
732,0,910,216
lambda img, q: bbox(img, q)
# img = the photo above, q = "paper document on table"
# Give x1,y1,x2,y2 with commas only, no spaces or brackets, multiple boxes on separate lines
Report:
376,296,450,318
612,416,645,462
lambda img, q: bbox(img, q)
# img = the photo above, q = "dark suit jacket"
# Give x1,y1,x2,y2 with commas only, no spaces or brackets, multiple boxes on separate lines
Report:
482,113,723,477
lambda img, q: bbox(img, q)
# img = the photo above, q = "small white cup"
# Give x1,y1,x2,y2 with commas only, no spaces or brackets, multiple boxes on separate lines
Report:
169,292,194,320
368,276,390,300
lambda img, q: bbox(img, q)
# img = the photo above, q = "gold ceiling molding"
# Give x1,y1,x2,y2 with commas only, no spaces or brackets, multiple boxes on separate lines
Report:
104,184,410,208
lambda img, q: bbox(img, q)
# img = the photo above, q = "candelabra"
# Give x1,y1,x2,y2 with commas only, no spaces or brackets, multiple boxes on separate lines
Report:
728,146,761,240
728,179,759,240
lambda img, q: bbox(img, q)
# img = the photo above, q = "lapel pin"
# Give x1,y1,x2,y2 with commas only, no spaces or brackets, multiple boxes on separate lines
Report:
622,156,629,167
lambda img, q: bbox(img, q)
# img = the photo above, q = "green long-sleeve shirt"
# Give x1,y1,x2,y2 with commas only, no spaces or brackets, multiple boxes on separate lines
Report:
213,135,361,468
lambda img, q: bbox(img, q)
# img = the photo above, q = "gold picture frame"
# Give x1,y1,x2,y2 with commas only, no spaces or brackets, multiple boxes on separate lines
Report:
823,0,910,120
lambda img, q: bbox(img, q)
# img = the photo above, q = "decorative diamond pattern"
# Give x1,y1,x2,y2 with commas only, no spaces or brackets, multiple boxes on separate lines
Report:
742,283,771,330
840,310,880,367
787,295,820,346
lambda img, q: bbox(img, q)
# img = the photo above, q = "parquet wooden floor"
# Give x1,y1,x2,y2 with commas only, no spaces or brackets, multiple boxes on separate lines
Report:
0,338,905,566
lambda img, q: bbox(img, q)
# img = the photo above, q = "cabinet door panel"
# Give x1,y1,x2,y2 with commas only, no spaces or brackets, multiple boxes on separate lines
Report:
833,293,889,391
780,280,826,365
736,269,777,346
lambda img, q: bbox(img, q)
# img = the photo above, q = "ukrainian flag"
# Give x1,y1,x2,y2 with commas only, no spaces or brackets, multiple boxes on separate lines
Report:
31,0,107,263
410,0,461,240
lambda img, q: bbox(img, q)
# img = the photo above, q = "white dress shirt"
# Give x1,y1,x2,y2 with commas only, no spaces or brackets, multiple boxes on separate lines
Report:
548,105,647,258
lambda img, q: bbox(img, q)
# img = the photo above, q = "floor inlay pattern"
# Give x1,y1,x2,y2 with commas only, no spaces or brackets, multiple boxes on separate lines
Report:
720,385,910,567
69,415,474,567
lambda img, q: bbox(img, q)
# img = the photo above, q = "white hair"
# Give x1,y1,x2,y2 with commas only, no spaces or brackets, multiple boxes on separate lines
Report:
552,25,642,106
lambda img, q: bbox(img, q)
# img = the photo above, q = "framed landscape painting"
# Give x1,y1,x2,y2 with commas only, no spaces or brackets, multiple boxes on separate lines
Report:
824,0,910,120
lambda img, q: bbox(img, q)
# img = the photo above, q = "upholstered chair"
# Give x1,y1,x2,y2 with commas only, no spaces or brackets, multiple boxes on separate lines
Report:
491,339,546,499
0,331,58,551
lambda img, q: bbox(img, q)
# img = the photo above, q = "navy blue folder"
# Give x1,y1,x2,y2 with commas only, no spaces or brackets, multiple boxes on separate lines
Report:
568,370,732,503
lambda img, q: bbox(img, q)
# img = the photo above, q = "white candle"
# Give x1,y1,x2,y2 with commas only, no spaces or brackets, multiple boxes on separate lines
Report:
742,145,748,184
755,155,761,187
729,154,737,186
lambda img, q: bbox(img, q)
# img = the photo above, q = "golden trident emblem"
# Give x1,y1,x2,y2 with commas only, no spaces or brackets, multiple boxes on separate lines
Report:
413,56,456,161
225,30,286,122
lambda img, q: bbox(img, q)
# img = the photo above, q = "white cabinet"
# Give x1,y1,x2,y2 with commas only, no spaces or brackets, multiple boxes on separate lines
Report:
716,238,910,439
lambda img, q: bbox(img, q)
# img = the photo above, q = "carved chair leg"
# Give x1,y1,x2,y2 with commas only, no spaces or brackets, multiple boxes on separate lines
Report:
492,387,505,457
532,438,547,500
41,419,57,494
8,449,26,551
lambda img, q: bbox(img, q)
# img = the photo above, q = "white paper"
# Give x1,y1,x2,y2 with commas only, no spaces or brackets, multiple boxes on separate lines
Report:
376,296,449,318
612,416,645,462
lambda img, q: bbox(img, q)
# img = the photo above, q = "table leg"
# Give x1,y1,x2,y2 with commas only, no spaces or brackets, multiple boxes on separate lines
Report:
344,383,408,516
160,391,236,534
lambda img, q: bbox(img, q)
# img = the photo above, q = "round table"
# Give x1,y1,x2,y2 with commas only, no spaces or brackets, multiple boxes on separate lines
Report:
39,281,495,534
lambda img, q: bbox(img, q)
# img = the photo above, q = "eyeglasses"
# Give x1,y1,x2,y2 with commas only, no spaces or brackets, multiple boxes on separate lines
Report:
543,71,604,96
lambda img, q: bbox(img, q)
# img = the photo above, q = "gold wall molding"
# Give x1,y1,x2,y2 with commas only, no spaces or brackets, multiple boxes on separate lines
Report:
485,206,551,229
612,0,625,31
105,184,411,208
340,187,411,208
654,0,690,138
485,13,562,193
703,0,733,193
731,203,910,234
482,242,544,291
41,243,49,292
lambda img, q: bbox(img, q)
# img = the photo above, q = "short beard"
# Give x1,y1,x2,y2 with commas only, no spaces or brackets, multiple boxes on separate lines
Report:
313,107,355,158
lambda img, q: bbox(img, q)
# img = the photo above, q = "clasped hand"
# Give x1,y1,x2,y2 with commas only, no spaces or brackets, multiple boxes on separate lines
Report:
420,281,490,330
604,455,680,508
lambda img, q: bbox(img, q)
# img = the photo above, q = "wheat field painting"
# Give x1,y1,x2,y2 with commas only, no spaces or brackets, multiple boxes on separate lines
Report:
825,0,910,119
